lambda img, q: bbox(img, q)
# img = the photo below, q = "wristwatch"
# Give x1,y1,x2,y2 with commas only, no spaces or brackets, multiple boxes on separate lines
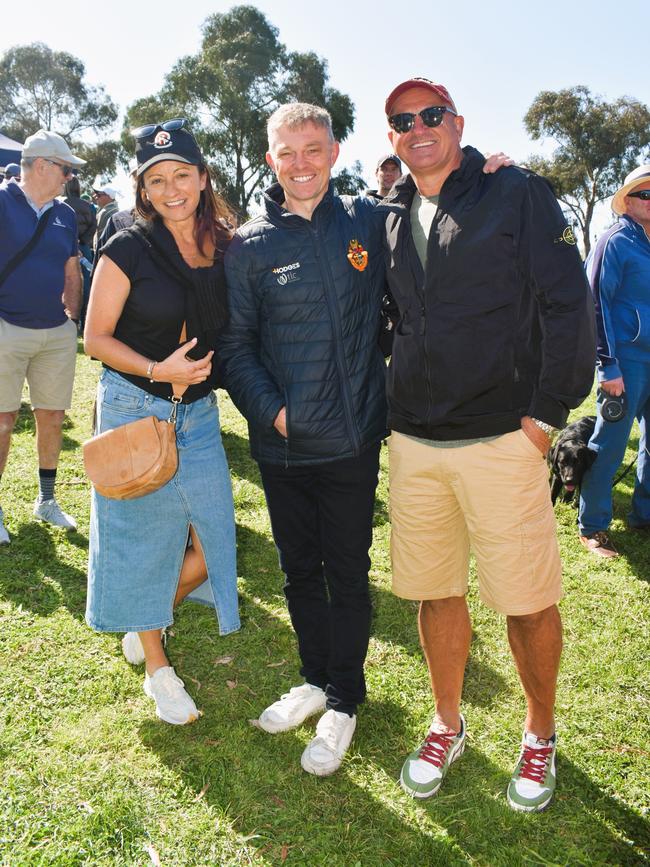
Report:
530,418,556,438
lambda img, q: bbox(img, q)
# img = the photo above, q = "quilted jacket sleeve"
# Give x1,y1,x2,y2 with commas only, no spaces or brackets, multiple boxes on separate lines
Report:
221,234,284,430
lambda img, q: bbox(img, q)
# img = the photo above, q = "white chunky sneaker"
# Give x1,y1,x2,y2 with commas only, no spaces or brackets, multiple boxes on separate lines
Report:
301,709,357,776
143,666,200,725
258,683,327,733
0,507,9,545
122,632,146,665
33,498,77,530
122,628,166,666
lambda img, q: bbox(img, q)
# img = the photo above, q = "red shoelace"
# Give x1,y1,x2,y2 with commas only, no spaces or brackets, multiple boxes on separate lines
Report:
518,744,553,783
418,730,456,768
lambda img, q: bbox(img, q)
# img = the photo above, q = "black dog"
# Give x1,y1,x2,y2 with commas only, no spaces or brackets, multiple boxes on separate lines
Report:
548,416,597,505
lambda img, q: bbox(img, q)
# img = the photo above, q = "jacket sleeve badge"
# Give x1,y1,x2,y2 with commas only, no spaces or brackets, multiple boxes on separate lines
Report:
347,239,368,272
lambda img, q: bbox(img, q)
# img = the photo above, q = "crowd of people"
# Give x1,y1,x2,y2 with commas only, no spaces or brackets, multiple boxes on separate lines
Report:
1,74,649,814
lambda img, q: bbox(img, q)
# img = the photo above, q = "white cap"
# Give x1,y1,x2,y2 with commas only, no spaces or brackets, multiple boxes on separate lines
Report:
22,129,86,166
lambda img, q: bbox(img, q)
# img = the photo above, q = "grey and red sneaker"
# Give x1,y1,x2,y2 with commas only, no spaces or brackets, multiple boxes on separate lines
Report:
400,715,466,798
507,731,557,812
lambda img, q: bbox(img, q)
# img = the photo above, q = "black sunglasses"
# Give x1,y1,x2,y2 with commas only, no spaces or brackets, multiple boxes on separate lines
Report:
388,105,457,135
131,117,187,139
43,158,74,178
627,189,650,201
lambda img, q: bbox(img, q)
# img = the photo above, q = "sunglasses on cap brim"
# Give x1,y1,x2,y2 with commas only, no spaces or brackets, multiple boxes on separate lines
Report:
627,189,650,200
388,105,457,135
131,117,187,139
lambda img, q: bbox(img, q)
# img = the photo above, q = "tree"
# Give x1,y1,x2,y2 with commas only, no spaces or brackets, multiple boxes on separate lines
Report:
332,161,367,196
0,42,119,179
524,86,650,256
123,5,355,218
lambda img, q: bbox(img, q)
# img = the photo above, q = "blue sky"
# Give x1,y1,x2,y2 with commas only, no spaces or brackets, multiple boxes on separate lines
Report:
3,0,648,233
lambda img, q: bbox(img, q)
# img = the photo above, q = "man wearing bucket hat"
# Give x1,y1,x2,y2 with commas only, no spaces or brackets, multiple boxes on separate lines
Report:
0,129,85,543
578,164,650,556
379,77,595,811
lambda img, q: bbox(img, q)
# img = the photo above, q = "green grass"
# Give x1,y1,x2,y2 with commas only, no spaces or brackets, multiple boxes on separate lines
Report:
0,346,648,866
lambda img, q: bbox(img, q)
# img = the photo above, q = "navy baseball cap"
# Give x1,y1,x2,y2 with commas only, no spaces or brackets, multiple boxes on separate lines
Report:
134,122,203,177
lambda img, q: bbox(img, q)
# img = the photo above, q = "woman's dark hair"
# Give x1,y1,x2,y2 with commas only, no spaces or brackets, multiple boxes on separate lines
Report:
64,176,81,198
135,162,233,255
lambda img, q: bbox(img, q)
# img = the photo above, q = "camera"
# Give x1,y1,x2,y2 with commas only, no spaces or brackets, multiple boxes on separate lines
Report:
600,391,626,423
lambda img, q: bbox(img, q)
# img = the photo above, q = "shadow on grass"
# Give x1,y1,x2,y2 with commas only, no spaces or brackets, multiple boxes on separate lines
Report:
137,683,649,865
0,521,87,619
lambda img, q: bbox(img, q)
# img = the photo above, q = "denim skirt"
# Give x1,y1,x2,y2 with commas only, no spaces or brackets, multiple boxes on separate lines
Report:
86,369,240,635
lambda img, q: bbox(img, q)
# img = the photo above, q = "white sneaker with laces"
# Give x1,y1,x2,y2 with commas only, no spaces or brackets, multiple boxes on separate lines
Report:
258,683,327,733
0,507,9,545
122,628,166,666
33,498,77,530
143,666,200,725
301,709,357,776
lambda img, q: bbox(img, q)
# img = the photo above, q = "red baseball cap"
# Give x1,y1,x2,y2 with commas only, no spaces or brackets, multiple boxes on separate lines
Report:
385,78,457,116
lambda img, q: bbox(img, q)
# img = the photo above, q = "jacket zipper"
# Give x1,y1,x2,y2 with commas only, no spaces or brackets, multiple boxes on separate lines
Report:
310,223,362,455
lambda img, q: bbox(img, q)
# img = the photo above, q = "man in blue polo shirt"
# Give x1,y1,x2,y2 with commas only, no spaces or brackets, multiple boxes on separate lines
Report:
0,129,85,544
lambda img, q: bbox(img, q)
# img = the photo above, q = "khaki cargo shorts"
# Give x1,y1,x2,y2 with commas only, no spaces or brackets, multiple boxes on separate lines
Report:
0,317,77,412
389,430,562,616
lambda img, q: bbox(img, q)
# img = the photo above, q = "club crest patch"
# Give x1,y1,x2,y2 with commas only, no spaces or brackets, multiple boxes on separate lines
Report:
154,130,172,149
347,239,368,272
554,226,576,246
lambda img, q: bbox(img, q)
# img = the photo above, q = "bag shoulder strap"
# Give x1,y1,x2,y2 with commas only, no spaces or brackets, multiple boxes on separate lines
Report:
0,206,54,289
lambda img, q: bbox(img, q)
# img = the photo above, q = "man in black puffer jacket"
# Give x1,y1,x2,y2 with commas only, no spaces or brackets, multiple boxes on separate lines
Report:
221,103,387,778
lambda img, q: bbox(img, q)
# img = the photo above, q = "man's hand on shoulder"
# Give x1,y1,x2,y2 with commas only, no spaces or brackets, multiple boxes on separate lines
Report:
521,415,552,457
483,152,514,174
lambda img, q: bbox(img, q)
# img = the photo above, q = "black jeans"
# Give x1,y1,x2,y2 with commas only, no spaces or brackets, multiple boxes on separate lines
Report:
259,443,380,716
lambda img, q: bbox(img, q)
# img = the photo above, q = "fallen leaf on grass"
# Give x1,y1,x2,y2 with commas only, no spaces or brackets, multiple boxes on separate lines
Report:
145,844,161,866
214,655,234,665
266,659,287,668
281,844,289,862
226,680,237,689
270,795,285,808
194,783,210,800
204,738,221,746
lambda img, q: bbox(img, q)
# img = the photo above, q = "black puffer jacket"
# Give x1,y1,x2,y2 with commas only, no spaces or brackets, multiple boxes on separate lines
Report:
222,182,387,466
379,147,596,439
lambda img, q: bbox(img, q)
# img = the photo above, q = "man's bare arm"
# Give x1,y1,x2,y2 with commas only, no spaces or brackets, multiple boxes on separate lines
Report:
62,255,82,320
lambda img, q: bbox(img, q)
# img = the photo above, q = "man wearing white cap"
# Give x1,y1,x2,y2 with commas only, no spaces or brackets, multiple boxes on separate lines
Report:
91,177,119,252
0,129,85,542
578,164,650,556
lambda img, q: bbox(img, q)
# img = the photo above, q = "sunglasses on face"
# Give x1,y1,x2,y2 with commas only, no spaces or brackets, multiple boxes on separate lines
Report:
43,158,74,178
388,105,457,135
131,117,187,139
627,189,650,201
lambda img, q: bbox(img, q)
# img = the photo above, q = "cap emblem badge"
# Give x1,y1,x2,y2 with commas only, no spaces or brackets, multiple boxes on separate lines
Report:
154,130,172,149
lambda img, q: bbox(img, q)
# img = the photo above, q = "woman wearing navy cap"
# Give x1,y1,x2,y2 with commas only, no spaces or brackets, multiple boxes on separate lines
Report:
84,120,239,725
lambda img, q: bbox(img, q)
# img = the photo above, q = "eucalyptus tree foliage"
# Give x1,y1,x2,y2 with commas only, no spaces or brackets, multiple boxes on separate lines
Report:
123,5,355,218
525,86,650,256
0,42,119,179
